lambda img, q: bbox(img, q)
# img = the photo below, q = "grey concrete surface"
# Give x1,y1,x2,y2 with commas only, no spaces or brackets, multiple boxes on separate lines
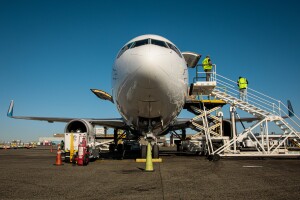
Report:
0,147,300,200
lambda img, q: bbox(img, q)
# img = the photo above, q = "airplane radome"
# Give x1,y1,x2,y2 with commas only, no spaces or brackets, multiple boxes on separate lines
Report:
112,34,189,136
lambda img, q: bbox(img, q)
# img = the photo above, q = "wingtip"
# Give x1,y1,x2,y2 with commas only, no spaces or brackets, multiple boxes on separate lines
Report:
7,100,14,118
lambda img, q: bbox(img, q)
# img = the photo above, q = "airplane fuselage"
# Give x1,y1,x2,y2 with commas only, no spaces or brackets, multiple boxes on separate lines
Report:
112,35,188,136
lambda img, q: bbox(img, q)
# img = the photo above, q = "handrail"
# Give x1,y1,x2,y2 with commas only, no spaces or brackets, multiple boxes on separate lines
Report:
195,64,217,82
192,67,300,132
214,74,281,113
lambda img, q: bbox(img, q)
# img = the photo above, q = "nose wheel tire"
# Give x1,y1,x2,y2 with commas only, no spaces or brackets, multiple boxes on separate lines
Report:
152,144,159,159
141,145,147,158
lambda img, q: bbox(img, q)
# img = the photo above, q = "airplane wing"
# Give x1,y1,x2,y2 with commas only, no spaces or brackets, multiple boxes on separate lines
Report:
7,100,126,129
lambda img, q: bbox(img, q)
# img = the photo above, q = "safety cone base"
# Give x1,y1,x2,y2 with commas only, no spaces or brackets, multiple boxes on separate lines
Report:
144,169,155,172
53,164,64,166
136,158,162,163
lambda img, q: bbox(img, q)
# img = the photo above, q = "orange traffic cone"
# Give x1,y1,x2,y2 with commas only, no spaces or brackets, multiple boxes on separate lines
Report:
54,148,63,166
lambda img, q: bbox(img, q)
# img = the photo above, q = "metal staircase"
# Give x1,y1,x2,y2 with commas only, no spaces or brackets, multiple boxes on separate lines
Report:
212,90,271,118
189,65,300,157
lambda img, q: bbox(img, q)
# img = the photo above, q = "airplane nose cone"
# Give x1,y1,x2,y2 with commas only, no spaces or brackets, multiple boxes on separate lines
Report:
135,52,168,89
135,65,161,89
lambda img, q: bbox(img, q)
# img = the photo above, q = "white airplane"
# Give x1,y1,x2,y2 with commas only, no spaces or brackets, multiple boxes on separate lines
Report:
7,34,295,158
7,34,201,157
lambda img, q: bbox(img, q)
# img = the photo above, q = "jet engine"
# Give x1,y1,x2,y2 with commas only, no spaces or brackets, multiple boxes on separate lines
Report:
64,119,99,160
64,119,94,135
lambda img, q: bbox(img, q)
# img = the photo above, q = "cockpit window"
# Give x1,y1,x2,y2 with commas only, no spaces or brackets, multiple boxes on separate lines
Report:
117,38,180,59
166,42,182,58
131,39,149,48
150,39,168,48
117,42,133,58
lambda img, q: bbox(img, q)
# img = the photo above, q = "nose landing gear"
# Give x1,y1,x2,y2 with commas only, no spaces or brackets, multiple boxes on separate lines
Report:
140,143,159,159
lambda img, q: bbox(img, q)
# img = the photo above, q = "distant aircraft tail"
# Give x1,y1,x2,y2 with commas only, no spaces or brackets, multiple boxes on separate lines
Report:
7,100,14,118
287,100,294,117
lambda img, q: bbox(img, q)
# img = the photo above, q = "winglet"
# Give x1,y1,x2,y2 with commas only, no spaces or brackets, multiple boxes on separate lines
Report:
7,100,14,118
287,100,294,117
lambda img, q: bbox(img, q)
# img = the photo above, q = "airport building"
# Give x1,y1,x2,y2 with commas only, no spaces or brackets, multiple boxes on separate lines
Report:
38,134,64,145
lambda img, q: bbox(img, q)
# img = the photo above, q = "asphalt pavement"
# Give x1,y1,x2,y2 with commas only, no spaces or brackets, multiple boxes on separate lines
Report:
0,147,300,200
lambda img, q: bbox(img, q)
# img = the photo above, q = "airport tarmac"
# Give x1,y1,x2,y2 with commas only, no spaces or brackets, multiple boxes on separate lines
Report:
0,147,300,200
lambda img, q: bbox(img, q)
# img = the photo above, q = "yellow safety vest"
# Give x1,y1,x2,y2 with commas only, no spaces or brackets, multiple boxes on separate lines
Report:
202,57,212,70
238,77,248,89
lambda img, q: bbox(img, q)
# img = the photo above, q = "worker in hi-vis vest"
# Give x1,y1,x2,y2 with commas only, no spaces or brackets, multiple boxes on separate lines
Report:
237,76,248,101
202,55,212,81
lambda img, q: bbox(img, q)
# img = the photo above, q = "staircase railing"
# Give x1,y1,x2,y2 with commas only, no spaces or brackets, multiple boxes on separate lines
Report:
215,74,281,114
211,73,300,132
192,62,300,133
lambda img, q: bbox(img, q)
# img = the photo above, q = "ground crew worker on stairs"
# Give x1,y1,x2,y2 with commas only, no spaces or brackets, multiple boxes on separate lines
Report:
237,76,248,101
202,55,212,81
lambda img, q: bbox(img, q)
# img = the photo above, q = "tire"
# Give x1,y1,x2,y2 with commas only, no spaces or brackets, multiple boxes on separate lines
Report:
177,144,183,152
207,154,214,161
109,144,115,152
213,154,220,161
64,152,70,163
117,144,124,159
141,145,147,158
83,154,89,166
152,144,159,159
72,154,77,165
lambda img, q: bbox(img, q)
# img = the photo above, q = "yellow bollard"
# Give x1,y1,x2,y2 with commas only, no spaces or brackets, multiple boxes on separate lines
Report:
70,133,74,162
145,143,154,172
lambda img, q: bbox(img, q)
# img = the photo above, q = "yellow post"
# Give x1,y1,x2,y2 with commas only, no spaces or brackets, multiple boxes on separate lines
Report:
69,133,74,162
145,143,154,172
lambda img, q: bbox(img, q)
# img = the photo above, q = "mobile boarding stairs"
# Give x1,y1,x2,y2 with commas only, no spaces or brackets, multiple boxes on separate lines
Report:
188,64,300,159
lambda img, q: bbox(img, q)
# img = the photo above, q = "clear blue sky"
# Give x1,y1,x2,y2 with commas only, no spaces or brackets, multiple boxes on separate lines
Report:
1,0,299,142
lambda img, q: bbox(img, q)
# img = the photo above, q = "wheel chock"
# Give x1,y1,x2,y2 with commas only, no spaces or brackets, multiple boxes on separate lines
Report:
136,158,162,163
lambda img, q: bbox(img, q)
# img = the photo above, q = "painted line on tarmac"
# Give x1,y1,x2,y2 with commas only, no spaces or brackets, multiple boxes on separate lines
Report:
243,165,263,168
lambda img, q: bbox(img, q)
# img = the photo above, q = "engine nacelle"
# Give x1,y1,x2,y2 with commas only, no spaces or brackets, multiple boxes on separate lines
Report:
64,119,94,135
64,119,99,160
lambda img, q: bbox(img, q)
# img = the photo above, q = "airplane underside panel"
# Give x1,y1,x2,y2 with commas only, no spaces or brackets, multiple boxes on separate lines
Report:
137,101,161,118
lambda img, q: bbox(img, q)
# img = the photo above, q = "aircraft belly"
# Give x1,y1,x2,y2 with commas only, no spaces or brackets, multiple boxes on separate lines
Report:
138,101,161,118
117,86,182,127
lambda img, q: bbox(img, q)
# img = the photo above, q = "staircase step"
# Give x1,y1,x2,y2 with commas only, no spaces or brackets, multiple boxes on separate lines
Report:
228,97,236,100
278,126,287,129
252,107,260,110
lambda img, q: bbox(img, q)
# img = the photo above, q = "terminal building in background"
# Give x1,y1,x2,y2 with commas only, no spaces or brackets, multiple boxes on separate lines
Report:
38,134,64,145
